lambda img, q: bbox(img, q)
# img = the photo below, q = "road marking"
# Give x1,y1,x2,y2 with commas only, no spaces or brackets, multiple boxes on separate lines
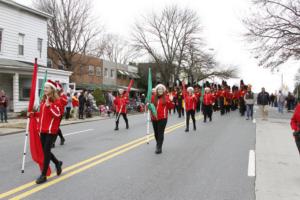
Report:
9,122,188,200
64,129,94,137
0,121,187,199
248,150,256,177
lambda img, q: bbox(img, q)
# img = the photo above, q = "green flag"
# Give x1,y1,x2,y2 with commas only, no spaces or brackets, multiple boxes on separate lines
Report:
200,83,205,102
39,70,47,102
146,68,157,117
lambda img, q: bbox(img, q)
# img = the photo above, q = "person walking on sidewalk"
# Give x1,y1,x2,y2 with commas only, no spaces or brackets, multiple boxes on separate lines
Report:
31,80,63,184
151,84,174,154
0,90,8,123
72,92,79,119
257,87,270,120
277,91,285,114
291,103,300,154
78,91,86,119
65,93,72,120
244,85,255,120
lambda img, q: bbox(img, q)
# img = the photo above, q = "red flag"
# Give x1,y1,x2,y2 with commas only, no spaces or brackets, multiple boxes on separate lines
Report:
28,59,51,176
28,58,38,112
29,116,51,176
126,79,134,97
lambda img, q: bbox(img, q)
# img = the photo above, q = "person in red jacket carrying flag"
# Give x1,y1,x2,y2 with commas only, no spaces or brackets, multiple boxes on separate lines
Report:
291,103,300,154
182,82,198,132
114,89,129,130
151,84,174,154
53,81,66,147
203,87,214,123
31,80,63,184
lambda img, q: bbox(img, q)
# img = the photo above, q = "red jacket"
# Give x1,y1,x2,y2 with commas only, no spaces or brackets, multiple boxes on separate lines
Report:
183,92,198,111
36,99,61,134
114,95,129,114
203,93,214,106
72,96,79,107
59,94,68,114
291,104,300,132
151,95,174,121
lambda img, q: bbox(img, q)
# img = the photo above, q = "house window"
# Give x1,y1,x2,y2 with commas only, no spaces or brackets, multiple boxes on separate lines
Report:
110,69,114,78
104,68,108,77
37,38,42,58
0,29,3,52
96,67,102,76
88,65,95,76
47,59,52,68
18,33,25,55
19,76,31,101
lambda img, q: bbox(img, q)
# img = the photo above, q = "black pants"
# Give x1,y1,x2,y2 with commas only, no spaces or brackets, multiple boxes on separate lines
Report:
239,99,246,116
40,133,59,176
152,119,167,149
0,107,7,122
203,104,213,122
65,107,71,119
295,135,300,155
79,106,84,119
177,106,184,118
54,118,65,144
186,110,196,130
116,113,128,128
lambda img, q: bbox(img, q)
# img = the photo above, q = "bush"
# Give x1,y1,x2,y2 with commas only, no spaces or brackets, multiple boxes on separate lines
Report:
93,88,106,106
19,109,28,118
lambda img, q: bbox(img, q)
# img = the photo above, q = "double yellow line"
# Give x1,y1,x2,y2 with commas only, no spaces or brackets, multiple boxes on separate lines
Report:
1,117,203,200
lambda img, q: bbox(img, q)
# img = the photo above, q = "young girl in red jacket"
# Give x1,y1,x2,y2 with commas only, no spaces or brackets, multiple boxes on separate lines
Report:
182,82,198,132
291,103,300,154
114,89,129,130
203,87,215,122
151,84,174,154
33,80,63,184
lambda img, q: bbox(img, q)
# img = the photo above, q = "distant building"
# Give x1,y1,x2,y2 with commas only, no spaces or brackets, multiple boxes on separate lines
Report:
0,0,72,112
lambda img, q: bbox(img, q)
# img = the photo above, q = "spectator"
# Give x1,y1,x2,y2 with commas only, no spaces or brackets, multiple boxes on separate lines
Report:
78,90,86,119
257,87,270,120
65,93,72,120
244,85,255,120
72,92,79,119
0,90,8,123
286,92,295,112
277,91,285,114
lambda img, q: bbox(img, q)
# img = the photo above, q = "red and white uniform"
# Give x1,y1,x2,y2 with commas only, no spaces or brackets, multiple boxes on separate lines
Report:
36,99,62,134
59,93,68,115
151,95,174,121
114,95,129,114
203,93,214,106
291,104,300,132
183,92,198,111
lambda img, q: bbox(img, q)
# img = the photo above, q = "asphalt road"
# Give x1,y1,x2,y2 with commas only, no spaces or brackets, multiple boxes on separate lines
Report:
0,110,255,200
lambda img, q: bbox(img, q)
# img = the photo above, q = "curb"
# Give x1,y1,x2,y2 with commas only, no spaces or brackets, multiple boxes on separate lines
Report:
0,113,142,136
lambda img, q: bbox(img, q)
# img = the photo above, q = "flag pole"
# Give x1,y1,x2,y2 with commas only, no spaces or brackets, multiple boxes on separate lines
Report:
146,109,150,144
21,118,30,173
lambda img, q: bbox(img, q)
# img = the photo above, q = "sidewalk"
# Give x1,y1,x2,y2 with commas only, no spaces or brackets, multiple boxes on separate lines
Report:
255,106,300,200
0,115,110,136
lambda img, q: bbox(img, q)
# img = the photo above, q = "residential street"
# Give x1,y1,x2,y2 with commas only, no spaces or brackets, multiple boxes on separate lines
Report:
0,112,255,200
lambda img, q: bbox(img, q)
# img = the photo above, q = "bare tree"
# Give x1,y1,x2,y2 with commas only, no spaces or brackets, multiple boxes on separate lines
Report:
132,5,202,84
33,0,102,70
89,34,137,64
244,0,300,69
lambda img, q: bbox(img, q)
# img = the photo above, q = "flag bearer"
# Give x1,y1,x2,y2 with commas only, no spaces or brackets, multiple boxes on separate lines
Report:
114,89,129,130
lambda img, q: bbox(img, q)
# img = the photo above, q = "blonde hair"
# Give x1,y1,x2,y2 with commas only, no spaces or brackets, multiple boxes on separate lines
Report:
42,87,59,102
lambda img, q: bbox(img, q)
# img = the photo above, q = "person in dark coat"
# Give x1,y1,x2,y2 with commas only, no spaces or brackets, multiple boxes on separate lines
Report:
78,90,86,119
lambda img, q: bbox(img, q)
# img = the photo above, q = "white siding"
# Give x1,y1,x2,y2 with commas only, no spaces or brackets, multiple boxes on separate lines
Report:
0,2,48,66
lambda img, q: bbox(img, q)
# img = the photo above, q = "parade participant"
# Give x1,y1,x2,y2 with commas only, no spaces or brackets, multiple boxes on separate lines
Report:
219,87,226,116
290,103,300,154
172,89,177,114
194,86,201,113
177,89,184,118
151,84,174,154
239,86,247,117
202,87,214,122
182,82,198,132
244,85,255,120
114,89,129,130
53,82,67,147
31,80,63,184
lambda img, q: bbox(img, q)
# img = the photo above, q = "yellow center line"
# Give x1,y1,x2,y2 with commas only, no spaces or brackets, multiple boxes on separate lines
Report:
0,120,187,199
10,122,188,200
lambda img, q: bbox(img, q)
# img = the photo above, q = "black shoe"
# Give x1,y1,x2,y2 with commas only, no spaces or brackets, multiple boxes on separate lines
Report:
52,143,55,148
56,161,63,176
203,120,207,123
246,118,249,120
60,138,65,145
155,148,162,154
114,127,119,131
193,127,196,131
209,118,212,122
185,129,189,132
126,124,129,129
36,175,47,184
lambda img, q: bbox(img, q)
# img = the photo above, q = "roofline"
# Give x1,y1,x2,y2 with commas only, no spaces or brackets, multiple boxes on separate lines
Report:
0,0,52,19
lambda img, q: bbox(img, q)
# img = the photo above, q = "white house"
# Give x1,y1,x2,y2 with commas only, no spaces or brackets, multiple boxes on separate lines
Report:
0,0,72,112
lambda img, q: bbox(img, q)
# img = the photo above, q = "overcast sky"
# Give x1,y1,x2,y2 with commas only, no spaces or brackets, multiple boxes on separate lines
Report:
18,0,299,93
